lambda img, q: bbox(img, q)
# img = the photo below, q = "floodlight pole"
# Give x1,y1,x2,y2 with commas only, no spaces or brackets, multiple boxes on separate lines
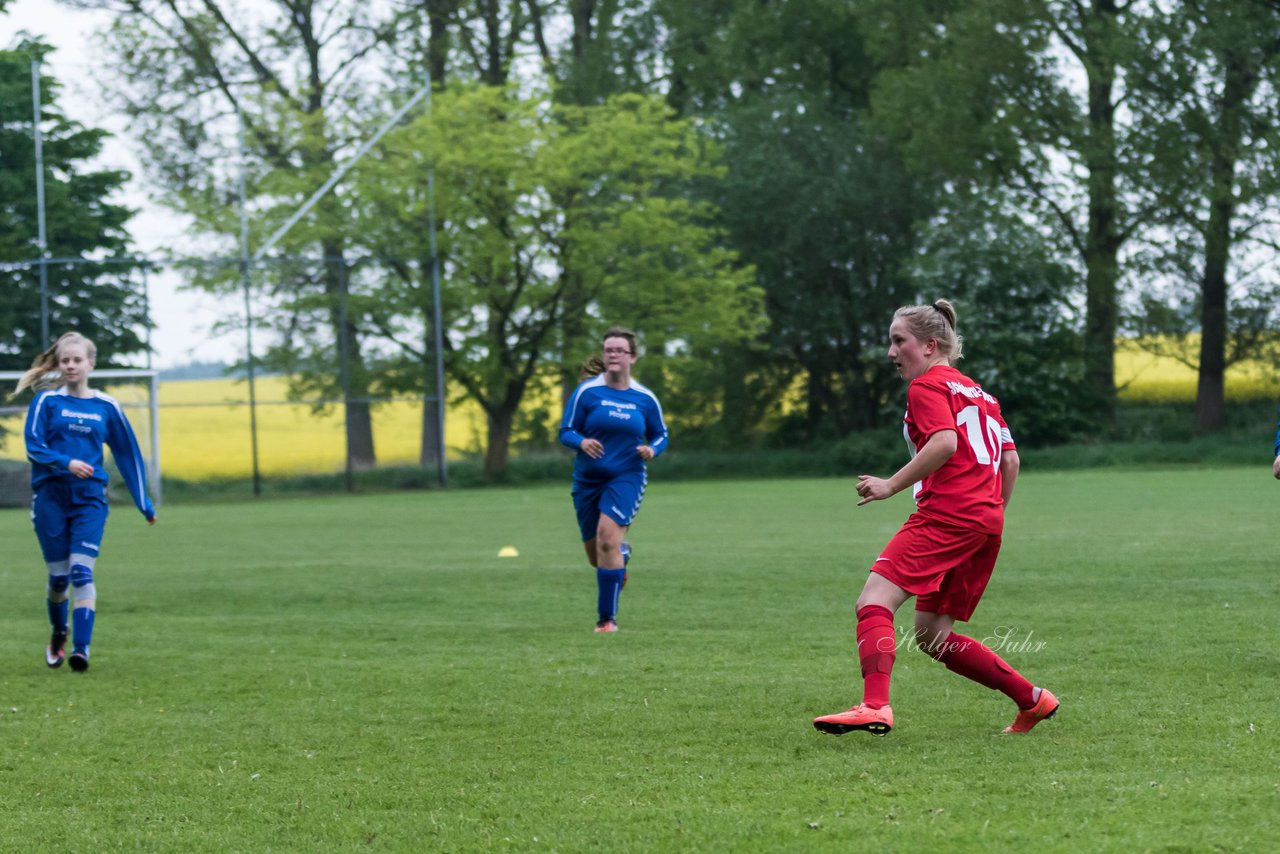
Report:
237,97,264,498
249,83,431,265
337,263,355,494
142,261,152,370
31,60,50,345
148,370,162,505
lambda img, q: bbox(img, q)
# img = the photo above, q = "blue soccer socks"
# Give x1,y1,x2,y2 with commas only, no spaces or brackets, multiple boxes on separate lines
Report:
47,571,70,633
72,607,96,657
47,598,69,634
596,567,626,622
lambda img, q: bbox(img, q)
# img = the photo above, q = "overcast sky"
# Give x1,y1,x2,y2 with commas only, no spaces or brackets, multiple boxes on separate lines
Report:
3,0,243,369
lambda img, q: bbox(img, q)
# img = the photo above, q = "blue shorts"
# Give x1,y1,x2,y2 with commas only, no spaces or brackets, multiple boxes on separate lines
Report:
572,471,647,541
30,480,109,563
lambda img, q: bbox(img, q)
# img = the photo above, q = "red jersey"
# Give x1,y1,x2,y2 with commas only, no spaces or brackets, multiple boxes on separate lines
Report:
902,364,1015,535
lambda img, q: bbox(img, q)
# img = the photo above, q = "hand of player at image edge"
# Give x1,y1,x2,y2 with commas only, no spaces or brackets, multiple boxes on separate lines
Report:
636,444,654,461
855,475,895,505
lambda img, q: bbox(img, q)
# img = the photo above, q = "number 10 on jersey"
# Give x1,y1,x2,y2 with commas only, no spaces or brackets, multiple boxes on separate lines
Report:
956,405,1003,469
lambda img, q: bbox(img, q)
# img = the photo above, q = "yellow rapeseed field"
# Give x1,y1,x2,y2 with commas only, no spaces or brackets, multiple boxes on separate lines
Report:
0,376,498,480
1,344,1271,479
1114,339,1273,404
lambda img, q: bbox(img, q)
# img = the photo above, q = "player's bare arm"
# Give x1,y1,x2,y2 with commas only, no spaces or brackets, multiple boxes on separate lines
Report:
1000,450,1021,506
856,429,957,506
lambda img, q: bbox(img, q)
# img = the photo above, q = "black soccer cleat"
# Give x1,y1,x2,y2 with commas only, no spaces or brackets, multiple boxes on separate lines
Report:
46,629,68,668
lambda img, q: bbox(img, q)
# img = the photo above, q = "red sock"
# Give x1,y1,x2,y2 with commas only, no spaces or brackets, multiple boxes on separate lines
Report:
856,605,896,709
935,632,1036,709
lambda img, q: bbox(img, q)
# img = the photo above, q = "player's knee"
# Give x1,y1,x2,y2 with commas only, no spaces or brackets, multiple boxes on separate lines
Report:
46,560,71,601
70,561,97,603
914,627,947,660
70,563,94,589
47,575,70,602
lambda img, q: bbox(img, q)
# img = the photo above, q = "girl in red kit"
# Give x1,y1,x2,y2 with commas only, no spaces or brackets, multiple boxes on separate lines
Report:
813,299,1057,736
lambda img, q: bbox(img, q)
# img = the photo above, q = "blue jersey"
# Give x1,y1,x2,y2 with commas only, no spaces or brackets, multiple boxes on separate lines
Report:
1275,413,1279,456
25,387,155,519
560,376,669,481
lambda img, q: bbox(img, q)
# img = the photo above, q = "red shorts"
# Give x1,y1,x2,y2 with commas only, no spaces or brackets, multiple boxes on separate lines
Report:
870,513,1002,622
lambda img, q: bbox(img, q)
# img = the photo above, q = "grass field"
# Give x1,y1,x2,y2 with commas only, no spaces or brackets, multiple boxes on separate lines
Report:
1,469,1277,850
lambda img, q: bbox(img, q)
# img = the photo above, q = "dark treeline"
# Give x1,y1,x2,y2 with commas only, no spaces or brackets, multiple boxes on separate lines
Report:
4,0,1280,478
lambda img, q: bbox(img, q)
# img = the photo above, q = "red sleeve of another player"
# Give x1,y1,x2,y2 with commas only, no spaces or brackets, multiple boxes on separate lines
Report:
906,379,956,439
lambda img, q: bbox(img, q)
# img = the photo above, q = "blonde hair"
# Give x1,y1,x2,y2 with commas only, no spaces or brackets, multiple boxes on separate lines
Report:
894,299,963,364
14,332,97,394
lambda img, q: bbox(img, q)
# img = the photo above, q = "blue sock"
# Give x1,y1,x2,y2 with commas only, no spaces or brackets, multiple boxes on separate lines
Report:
48,599,69,633
596,568,626,621
72,607,95,655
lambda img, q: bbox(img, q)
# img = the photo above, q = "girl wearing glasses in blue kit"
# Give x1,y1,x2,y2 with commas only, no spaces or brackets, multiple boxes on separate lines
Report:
560,327,668,633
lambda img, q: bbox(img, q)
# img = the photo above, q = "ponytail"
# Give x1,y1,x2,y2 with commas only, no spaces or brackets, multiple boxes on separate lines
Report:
578,355,606,381
13,332,97,394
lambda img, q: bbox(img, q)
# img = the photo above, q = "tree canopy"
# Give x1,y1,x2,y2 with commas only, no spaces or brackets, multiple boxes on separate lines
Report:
13,0,1280,477
0,41,147,372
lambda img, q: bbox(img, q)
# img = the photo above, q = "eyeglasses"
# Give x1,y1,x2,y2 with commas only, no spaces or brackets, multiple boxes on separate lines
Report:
602,347,632,355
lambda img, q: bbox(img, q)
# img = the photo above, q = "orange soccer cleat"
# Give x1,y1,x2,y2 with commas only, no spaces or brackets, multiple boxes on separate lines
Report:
594,619,618,633
812,703,894,736
1003,687,1058,733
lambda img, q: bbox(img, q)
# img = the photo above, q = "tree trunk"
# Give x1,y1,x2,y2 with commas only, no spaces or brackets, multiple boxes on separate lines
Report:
483,405,515,480
326,242,377,470
804,366,828,441
1197,209,1231,432
719,350,749,443
1196,55,1253,433
420,318,442,468
480,0,505,85
1081,0,1122,424
420,396,442,466
425,0,456,85
559,267,589,409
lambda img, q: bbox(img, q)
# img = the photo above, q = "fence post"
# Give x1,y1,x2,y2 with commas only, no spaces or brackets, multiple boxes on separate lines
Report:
31,59,50,345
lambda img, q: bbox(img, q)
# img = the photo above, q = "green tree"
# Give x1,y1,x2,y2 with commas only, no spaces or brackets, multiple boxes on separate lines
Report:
646,0,927,442
524,0,663,105
1125,0,1280,431
87,0,415,470
914,194,1090,446
350,86,760,478
716,93,925,440
0,42,147,372
862,0,1149,424
656,0,876,116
